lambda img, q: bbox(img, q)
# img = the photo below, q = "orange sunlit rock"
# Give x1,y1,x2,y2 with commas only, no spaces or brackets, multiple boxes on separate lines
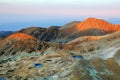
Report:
82,36,102,41
5,33,36,40
0,33,37,45
0,33,49,55
75,17,120,32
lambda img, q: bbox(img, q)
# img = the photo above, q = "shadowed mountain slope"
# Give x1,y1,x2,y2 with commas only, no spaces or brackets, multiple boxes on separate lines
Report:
17,18,120,43
18,26,60,42
0,31,120,79
60,21,80,30
58,18,120,42
0,37,2,42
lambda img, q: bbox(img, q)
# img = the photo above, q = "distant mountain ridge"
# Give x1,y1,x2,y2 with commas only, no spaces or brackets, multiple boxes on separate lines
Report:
17,26,60,42
17,17,120,43
0,17,120,55
60,21,80,30
75,17,120,32
0,31,13,37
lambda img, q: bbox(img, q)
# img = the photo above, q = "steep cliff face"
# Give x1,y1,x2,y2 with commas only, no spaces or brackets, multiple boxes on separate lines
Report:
0,33,49,56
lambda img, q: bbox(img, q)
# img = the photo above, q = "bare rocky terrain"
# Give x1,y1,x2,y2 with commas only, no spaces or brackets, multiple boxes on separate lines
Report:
0,18,120,80
17,17,120,43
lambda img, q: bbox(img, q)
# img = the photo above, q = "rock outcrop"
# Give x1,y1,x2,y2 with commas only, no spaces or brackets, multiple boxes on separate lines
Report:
0,50,119,80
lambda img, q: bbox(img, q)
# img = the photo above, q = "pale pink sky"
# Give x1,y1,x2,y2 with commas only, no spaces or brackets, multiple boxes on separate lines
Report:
0,0,120,31
0,2,120,17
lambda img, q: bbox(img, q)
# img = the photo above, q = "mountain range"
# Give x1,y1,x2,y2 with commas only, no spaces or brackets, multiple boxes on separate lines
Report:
0,17,120,80
0,31,13,37
16,18,120,43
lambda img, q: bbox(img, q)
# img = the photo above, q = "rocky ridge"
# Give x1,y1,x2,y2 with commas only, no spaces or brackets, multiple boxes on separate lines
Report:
18,18,120,43
0,18,120,80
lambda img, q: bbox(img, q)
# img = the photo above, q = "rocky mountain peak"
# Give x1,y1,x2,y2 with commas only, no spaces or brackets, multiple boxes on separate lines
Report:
75,17,120,32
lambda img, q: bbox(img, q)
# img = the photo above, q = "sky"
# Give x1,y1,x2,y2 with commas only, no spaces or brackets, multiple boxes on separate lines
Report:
0,0,120,31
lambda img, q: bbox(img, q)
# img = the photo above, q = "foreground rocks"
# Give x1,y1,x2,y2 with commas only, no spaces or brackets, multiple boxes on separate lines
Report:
0,52,119,80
